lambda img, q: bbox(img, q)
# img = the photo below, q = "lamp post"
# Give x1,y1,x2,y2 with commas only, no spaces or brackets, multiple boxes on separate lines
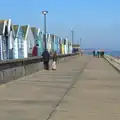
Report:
80,38,82,48
42,10,48,50
71,29,74,44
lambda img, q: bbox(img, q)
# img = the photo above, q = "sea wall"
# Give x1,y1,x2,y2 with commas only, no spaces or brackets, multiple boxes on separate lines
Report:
104,54,120,71
0,53,79,84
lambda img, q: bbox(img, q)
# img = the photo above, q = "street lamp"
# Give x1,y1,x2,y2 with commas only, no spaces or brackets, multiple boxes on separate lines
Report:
71,28,74,44
42,10,48,50
80,38,82,48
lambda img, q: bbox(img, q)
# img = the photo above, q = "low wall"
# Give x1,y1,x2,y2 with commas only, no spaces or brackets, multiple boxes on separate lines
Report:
104,54,120,72
0,53,79,84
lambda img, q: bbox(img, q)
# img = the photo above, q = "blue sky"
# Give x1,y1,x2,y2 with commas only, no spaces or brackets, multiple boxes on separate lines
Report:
0,0,120,50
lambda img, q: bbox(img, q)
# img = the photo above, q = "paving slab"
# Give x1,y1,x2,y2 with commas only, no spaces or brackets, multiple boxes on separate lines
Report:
0,55,90,120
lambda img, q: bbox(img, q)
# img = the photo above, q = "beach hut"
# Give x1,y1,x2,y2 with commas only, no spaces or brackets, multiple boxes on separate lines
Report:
61,38,65,54
56,36,60,54
46,34,52,53
31,27,38,45
68,40,70,54
0,19,15,60
37,29,44,55
21,25,35,57
13,25,25,59
51,34,54,51
31,27,40,56
53,35,60,54
57,37,61,54
64,38,68,54
53,35,57,52
0,20,9,60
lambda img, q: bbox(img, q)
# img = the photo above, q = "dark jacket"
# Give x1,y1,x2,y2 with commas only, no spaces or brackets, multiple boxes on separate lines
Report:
42,50,50,62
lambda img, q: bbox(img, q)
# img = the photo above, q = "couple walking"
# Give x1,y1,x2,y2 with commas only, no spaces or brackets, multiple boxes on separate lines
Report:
32,44,57,70
42,50,57,70
93,50,100,58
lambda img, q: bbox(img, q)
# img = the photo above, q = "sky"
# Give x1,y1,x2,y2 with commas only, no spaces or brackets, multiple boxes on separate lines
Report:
0,0,120,50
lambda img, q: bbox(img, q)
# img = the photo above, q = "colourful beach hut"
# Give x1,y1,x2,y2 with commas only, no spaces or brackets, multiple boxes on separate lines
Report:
61,38,65,54
46,34,52,53
51,34,54,51
13,25,25,59
0,19,15,60
37,29,45,55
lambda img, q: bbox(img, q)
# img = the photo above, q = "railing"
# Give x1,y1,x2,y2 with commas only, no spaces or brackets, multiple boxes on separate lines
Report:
104,54,120,71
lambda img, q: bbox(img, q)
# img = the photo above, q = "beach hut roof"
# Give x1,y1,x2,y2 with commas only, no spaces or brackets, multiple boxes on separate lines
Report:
31,27,38,39
21,25,28,38
13,25,19,36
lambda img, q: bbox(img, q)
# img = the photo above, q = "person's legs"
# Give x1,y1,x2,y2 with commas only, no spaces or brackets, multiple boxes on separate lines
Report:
44,61,48,70
43,61,46,69
46,61,49,70
43,61,49,70
97,52,99,58
46,62,48,70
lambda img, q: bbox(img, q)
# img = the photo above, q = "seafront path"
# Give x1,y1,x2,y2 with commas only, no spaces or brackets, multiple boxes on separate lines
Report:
0,55,120,120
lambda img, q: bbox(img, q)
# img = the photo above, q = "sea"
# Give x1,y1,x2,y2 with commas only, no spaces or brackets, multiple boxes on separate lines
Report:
84,50,120,57
105,51,120,57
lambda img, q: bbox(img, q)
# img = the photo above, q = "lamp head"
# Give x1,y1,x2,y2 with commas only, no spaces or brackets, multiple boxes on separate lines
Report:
42,11,48,15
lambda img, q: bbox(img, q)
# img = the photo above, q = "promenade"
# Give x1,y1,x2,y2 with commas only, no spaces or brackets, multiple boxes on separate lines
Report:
0,55,120,120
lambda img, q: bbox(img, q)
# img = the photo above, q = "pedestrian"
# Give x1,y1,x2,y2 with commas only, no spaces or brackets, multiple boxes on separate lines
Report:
32,44,39,56
53,51,57,62
93,50,95,57
103,51,105,57
42,49,50,70
100,50,104,57
52,51,57,70
97,50,100,58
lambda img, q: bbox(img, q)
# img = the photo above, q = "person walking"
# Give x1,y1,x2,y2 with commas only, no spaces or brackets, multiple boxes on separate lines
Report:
53,51,57,62
97,50,100,58
52,51,57,70
42,49,50,70
93,50,95,57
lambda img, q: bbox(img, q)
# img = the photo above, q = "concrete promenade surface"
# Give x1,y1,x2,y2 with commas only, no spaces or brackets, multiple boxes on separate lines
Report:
50,57,120,120
0,55,120,120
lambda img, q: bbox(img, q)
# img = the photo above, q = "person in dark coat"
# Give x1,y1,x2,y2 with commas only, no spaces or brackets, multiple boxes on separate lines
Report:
93,50,95,57
42,49,50,70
